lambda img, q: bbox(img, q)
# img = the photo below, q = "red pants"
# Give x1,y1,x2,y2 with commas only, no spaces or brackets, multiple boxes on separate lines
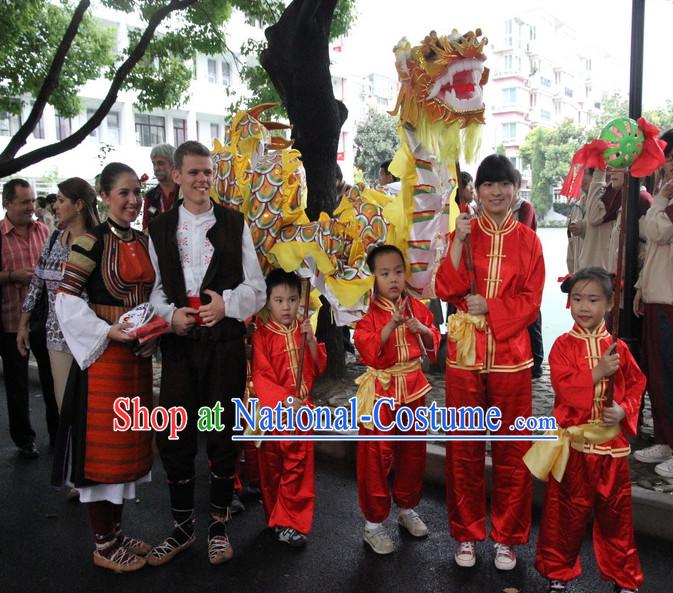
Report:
536,450,643,590
445,367,532,544
357,396,426,523
258,433,314,534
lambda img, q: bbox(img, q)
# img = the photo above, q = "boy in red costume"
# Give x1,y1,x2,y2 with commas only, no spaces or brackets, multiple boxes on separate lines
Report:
533,267,645,593
435,154,545,570
354,245,440,554
252,269,326,547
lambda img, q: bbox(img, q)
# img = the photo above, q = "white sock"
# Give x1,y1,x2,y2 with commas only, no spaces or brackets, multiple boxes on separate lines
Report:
399,507,414,517
365,520,382,530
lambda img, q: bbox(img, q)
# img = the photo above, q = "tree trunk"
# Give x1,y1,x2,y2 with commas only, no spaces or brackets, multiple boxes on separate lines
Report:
261,0,349,377
260,0,348,219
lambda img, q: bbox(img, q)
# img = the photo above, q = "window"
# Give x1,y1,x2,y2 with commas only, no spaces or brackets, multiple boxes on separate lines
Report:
555,102,562,116
135,113,165,147
107,112,120,144
221,61,231,86
586,58,592,71
192,57,198,80
174,118,186,146
208,59,217,83
55,115,72,141
1,111,22,137
503,54,512,71
502,88,517,106
565,87,574,98
530,92,537,108
210,123,220,141
585,85,592,99
87,108,99,139
541,109,551,121
554,71,562,86
504,19,512,46
33,115,45,139
502,122,516,141
530,26,536,41
540,77,551,88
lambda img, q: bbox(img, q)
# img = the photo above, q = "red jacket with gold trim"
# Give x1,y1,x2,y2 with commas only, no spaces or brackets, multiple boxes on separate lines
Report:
354,296,441,404
435,211,545,372
549,324,646,457
251,318,327,408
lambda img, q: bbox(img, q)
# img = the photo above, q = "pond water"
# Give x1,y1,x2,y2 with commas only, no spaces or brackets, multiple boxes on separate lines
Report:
539,226,573,360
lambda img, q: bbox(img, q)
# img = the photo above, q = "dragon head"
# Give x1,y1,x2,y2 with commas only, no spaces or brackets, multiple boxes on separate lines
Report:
391,29,489,163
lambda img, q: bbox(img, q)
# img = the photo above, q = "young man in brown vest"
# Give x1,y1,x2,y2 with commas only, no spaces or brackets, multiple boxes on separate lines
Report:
147,141,266,566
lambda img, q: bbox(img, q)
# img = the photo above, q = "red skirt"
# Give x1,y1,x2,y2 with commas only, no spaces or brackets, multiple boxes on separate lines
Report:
84,341,153,483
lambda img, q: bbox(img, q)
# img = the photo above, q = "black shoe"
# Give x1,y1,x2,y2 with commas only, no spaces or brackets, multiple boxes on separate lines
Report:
229,493,246,515
275,526,307,547
18,443,39,459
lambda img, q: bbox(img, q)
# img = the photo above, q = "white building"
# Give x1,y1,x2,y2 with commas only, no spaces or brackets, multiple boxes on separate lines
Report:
0,7,264,194
330,38,398,181
481,7,621,193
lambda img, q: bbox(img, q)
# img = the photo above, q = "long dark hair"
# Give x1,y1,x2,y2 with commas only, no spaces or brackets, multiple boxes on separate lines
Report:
57,177,100,230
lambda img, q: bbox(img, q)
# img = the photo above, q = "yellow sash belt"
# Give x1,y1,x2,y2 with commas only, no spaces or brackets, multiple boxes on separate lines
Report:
446,311,487,367
523,422,621,482
355,359,422,430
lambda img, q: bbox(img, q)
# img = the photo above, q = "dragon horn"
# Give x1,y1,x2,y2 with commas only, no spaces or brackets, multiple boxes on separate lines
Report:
261,120,292,131
247,103,278,119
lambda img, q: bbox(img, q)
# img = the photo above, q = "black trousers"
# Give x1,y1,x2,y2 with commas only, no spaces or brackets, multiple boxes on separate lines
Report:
0,330,58,447
528,312,544,375
156,330,246,486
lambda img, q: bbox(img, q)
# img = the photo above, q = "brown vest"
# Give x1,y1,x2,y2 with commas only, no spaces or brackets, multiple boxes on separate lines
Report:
149,202,245,340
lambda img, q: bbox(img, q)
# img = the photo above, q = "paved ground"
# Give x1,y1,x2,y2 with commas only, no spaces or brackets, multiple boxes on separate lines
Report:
1,373,673,593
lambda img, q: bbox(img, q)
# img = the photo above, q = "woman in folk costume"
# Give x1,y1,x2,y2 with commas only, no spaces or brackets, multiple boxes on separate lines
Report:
53,162,156,573
435,154,545,570
354,245,441,555
633,128,673,476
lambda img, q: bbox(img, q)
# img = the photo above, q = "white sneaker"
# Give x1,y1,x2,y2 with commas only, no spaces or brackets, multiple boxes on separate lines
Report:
654,457,673,478
454,541,476,567
363,525,395,555
633,444,673,464
494,543,516,570
398,509,429,537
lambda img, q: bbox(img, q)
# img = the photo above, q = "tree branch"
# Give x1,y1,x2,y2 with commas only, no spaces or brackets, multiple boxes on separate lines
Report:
0,0,197,178
0,0,91,162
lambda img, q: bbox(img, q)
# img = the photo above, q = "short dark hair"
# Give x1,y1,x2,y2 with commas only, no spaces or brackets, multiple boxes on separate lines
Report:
265,268,302,299
460,171,473,186
660,128,673,158
379,160,399,182
561,266,614,300
366,244,406,273
99,162,137,195
58,177,100,230
2,178,31,206
174,141,211,170
475,154,517,189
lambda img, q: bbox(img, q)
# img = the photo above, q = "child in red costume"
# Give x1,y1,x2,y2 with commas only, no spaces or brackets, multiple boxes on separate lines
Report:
435,154,545,571
534,267,645,593
354,245,440,555
251,269,326,547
